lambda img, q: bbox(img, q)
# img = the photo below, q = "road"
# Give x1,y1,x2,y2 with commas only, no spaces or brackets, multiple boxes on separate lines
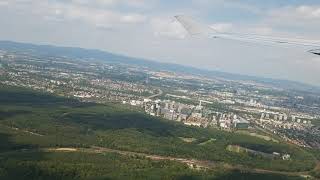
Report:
41,146,316,178
147,89,163,99
0,125,317,178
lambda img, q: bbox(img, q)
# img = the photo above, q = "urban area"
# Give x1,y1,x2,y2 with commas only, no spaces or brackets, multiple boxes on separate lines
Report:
1,48,320,150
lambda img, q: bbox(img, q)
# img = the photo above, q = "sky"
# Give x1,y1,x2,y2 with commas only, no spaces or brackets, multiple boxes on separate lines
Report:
0,0,320,86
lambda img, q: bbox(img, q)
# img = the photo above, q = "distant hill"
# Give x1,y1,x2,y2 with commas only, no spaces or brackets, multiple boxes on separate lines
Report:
0,40,319,93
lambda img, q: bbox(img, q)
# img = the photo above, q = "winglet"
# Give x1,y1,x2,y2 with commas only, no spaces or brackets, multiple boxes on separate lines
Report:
174,15,214,36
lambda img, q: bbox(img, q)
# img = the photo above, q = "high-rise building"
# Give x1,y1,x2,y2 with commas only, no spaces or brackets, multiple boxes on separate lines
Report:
283,115,288,121
265,113,270,119
279,114,283,121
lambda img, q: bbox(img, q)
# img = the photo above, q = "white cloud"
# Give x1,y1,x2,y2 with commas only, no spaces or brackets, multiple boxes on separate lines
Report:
120,14,146,24
70,0,152,8
2,0,147,28
295,6,320,19
267,5,320,24
125,0,153,8
191,0,263,15
59,5,146,27
0,1,9,6
253,5,320,40
70,0,121,7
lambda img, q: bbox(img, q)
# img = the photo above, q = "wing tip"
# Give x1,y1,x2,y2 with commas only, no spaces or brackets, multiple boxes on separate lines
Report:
174,15,207,36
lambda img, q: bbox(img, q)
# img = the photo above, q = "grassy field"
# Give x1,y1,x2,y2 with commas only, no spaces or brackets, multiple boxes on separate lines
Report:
0,85,317,179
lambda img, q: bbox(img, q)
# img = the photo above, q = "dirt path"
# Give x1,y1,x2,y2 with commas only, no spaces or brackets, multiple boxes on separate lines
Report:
2,144,315,178
1,124,45,137
43,146,315,178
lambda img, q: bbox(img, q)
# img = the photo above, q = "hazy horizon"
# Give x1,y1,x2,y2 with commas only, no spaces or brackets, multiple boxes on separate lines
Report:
0,0,319,86
2,39,320,89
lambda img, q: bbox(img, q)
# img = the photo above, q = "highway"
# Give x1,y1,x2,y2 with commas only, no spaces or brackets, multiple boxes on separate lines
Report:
147,89,163,99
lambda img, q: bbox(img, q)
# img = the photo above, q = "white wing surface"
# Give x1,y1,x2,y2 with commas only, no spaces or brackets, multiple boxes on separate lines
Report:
175,15,320,56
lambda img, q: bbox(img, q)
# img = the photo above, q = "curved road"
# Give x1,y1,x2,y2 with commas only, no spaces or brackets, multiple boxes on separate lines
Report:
147,89,163,99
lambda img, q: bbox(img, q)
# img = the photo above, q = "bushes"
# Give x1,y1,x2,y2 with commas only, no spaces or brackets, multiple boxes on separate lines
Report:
0,152,305,180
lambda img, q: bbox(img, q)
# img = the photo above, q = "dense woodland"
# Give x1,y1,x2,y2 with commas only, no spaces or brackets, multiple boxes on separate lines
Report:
0,85,318,179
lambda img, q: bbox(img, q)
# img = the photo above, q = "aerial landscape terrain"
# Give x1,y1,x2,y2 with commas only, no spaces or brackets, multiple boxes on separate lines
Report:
0,41,319,179
1,0,320,179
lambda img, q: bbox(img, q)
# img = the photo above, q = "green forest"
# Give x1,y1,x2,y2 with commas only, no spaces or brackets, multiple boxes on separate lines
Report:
0,85,318,179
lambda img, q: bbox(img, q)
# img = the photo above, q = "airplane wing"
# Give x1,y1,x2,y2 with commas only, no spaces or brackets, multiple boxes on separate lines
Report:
175,15,320,56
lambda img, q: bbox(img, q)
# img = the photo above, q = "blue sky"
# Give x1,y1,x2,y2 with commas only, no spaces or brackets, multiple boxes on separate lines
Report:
0,0,319,86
